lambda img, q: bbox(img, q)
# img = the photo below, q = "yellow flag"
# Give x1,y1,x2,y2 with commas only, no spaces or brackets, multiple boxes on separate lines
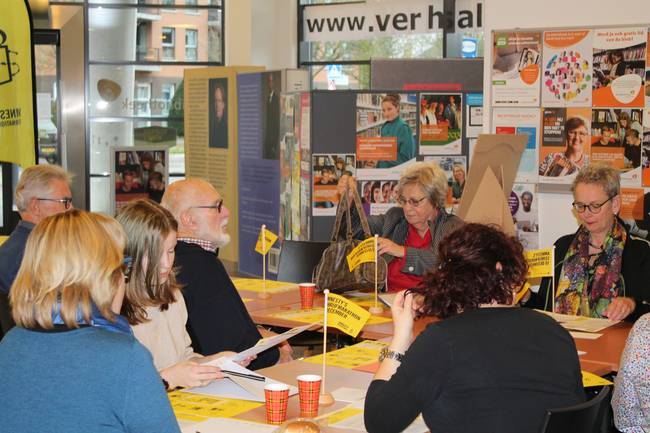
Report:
514,281,531,304
0,0,36,168
346,237,376,272
582,370,613,388
525,248,554,278
326,292,371,338
255,226,278,255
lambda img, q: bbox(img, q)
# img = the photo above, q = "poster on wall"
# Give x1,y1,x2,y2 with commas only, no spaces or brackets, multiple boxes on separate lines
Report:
538,107,591,184
423,156,466,213
356,92,417,180
465,93,483,139
592,28,646,108
646,30,650,108
418,93,462,155
509,183,539,250
591,108,643,186
111,146,168,213
209,78,229,149
359,179,398,216
491,32,542,106
299,93,311,239
541,30,593,107
642,108,650,187
492,108,540,184
312,153,356,216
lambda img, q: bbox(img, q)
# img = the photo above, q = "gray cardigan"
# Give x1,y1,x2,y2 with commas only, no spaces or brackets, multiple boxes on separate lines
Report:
344,206,463,277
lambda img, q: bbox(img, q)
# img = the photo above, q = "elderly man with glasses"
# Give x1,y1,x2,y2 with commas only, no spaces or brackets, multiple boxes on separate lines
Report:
0,164,73,295
526,163,650,322
161,179,291,370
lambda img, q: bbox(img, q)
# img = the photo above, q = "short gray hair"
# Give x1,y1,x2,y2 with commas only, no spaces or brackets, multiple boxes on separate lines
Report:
396,161,448,208
571,163,620,197
14,165,73,212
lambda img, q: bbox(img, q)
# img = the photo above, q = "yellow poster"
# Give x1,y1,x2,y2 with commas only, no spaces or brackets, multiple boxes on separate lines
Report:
525,248,554,278
0,0,36,168
254,226,278,255
231,277,297,293
304,340,387,369
168,391,262,422
346,237,376,271
326,292,372,337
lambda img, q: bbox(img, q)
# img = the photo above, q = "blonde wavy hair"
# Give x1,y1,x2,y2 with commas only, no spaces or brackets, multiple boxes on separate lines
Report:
395,160,448,209
10,210,126,329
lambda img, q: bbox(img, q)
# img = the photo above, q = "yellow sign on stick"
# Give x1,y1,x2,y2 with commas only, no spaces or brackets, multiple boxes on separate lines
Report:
254,226,278,255
525,248,554,278
346,237,376,271
326,292,371,338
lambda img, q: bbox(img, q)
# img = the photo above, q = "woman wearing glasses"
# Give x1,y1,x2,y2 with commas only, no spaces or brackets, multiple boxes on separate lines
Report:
538,117,590,177
527,164,650,321
344,161,463,292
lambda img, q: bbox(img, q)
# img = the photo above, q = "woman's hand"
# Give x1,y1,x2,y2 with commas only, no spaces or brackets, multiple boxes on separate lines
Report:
390,290,416,353
377,237,404,258
277,341,294,364
160,360,224,389
602,297,636,321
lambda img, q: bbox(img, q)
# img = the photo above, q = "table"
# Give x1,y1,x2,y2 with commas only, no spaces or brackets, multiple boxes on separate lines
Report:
574,321,632,374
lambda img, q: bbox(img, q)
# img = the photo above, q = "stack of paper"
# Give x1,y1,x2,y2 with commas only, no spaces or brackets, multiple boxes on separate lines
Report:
537,310,618,332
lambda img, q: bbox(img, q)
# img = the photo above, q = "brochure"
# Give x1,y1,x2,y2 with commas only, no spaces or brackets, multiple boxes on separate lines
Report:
492,32,542,106
492,108,540,183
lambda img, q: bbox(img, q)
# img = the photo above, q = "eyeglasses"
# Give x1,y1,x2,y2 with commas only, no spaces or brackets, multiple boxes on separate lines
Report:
191,198,223,213
397,196,427,207
121,256,133,284
572,195,615,213
36,197,73,209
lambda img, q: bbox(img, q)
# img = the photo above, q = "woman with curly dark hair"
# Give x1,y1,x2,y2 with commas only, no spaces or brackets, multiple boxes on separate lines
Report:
364,224,585,433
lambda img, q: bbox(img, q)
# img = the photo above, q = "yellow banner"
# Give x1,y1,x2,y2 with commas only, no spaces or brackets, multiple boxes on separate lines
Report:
525,248,554,278
267,308,391,326
0,0,36,168
254,226,278,255
346,237,376,271
514,281,531,304
327,292,371,337
582,371,613,388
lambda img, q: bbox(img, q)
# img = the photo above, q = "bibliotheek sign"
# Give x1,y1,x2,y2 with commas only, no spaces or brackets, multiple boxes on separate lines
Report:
302,0,482,42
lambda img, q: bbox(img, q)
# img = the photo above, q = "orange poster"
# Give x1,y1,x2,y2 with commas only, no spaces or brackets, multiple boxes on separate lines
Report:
620,188,644,220
356,136,397,161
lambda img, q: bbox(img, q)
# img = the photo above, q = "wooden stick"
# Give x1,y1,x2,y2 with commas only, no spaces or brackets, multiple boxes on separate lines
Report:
321,289,329,395
262,224,266,294
551,246,556,313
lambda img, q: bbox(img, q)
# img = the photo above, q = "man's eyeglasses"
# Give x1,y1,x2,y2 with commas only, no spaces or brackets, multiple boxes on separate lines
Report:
191,198,223,213
397,196,427,207
36,197,73,210
572,195,615,213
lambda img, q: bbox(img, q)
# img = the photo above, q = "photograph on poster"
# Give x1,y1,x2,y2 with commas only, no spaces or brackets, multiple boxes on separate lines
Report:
312,153,355,216
492,108,540,184
542,30,593,107
418,93,462,155
492,32,542,106
209,77,228,149
508,183,539,250
538,107,591,184
262,71,282,160
113,148,168,212
356,93,417,176
423,156,466,210
360,180,398,216
593,28,646,107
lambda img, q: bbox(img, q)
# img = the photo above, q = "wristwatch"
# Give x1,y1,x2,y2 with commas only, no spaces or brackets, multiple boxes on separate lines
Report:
379,347,404,363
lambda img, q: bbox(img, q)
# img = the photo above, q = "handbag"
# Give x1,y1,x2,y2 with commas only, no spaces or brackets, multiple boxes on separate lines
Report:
313,186,387,293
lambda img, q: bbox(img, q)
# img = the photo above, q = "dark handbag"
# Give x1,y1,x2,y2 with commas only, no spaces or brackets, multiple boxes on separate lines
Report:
313,187,387,293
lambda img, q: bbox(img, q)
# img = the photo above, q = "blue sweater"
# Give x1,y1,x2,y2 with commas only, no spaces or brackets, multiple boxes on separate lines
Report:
0,326,180,433
0,221,34,294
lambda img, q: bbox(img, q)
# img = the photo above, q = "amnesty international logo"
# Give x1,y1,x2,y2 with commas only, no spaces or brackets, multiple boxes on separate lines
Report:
0,29,21,86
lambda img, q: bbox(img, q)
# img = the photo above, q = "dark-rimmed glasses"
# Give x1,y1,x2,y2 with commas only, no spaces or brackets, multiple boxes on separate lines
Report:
397,196,427,207
190,198,223,213
572,195,614,213
36,197,73,209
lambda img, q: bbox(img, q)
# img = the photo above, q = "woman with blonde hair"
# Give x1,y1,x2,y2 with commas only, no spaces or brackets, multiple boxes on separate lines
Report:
0,210,180,433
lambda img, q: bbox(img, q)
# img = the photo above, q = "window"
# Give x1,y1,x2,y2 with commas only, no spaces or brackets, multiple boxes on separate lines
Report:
161,83,176,116
135,83,152,116
162,27,175,60
185,29,198,61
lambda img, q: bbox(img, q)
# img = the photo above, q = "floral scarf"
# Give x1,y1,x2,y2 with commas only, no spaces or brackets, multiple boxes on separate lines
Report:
555,219,626,317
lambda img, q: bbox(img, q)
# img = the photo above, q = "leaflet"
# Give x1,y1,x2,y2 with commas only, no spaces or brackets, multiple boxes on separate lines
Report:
538,310,619,332
226,322,317,362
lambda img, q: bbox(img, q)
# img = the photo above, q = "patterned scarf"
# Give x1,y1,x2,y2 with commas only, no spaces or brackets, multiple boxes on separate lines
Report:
555,219,626,317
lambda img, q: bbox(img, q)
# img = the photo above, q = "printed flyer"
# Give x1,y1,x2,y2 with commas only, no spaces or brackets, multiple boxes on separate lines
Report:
508,183,539,250
492,32,542,106
539,107,591,184
418,93,462,155
592,27,646,108
542,30,593,107
423,156,467,213
312,153,356,216
491,108,540,184
465,93,483,139
591,108,643,186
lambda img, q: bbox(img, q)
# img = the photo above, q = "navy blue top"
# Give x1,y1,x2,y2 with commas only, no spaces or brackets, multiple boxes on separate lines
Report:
0,326,180,433
0,220,34,294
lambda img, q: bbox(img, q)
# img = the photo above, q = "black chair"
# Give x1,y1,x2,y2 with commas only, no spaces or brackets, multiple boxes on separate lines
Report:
276,240,330,284
0,292,15,339
539,386,612,433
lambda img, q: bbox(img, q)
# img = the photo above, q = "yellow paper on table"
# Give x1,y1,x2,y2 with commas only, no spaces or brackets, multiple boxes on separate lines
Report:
582,371,614,388
346,237,376,271
267,308,391,327
525,248,554,278
231,277,297,294
318,407,364,425
304,340,388,369
254,227,278,255
168,391,262,422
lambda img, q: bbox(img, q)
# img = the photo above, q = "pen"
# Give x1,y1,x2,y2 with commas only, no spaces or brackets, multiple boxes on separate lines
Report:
221,369,266,382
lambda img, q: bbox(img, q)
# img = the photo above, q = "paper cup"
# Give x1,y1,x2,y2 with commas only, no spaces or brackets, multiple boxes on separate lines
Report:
297,374,321,417
264,383,290,424
299,283,316,310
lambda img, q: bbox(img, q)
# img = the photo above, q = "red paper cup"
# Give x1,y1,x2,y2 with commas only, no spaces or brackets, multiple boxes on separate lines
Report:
264,383,290,424
297,374,321,417
299,283,316,310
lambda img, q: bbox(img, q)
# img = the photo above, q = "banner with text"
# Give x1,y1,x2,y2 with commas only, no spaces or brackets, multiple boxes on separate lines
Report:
327,292,371,338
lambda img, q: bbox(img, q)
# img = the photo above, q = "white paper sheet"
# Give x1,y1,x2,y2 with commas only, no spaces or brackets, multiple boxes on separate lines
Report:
379,293,396,307
180,417,277,433
226,323,317,362
570,331,602,340
331,387,367,403
537,310,619,333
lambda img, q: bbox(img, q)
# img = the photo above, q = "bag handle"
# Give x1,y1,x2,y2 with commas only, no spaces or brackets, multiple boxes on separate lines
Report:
330,188,351,242
329,185,373,243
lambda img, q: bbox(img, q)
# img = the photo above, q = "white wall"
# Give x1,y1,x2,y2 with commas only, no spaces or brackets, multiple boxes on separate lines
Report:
251,0,297,69
225,0,252,65
482,0,650,247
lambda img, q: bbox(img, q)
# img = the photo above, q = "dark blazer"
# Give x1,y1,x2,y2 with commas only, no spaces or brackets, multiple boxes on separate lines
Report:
527,221,650,322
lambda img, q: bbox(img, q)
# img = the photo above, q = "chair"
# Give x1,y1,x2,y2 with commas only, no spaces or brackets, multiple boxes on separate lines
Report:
276,240,330,284
538,386,612,433
0,292,15,339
